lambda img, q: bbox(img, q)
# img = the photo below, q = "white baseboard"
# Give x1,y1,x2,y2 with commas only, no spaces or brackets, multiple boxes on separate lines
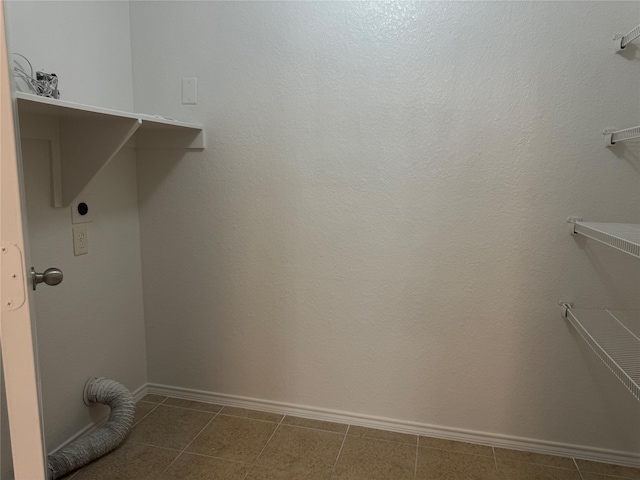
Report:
48,383,148,455
148,383,640,468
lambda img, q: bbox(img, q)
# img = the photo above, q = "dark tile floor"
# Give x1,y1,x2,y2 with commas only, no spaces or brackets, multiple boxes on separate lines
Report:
62,395,640,480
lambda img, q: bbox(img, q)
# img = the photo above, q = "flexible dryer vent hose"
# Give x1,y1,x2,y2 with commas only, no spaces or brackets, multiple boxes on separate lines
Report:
47,377,135,480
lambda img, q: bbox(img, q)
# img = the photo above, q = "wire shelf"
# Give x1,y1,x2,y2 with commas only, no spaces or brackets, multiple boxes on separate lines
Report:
615,23,640,51
563,306,640,401
604,125,640,147
572,222,640,259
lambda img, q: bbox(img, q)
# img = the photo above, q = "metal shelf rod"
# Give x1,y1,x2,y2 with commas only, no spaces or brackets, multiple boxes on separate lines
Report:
569,220,640,259
604,125,640,147
561,304,640,402
615,24,640,52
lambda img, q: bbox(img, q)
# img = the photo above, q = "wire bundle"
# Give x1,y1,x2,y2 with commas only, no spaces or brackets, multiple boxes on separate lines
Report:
13,53,60,99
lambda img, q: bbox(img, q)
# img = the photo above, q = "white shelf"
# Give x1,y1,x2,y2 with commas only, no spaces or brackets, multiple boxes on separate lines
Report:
15,92,205,207
16,92,205,130
562,306,640,401
571,221,640,259
604,125,640,147
614,23,640,52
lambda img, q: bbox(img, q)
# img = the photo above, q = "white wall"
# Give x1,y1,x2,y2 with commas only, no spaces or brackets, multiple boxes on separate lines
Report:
4,1,147,451
21,145,147,450
5,0,134,111
132,1,640,454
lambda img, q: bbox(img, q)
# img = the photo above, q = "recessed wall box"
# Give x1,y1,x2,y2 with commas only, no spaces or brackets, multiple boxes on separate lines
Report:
71,195,94,224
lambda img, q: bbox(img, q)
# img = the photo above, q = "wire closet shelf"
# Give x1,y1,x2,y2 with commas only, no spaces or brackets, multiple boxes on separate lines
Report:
614,23,640,51
606,23,640,147
570,221,640,259
561,305,640,401
604,125,640,147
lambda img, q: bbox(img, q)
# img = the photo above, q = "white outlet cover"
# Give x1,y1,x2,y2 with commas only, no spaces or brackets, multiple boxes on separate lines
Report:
72,226,89,256
71,195,94,224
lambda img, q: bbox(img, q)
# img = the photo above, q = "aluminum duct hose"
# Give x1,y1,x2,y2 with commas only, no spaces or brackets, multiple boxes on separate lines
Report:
47,377,135,480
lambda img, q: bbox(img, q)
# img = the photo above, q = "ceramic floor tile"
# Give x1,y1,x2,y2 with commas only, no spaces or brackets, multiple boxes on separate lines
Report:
347,425,417,445
187,414,278,463
255,425,343,479
220,406,283,423
582,475,630,480
576,460,640,479
497,461,582,480
133,401,158,426
416,447,498,480
141,394,167,404
161,452,249,479
245,465,331,480
72,441,178,480
282,415,348,433
494,448,575,469
129,405,214,450
333,435,416,480
163,397,224,413
419,436,493,457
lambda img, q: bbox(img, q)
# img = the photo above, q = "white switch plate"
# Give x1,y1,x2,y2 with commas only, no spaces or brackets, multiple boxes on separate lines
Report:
72,226,89,256
182,77,197,104
71,195,94,224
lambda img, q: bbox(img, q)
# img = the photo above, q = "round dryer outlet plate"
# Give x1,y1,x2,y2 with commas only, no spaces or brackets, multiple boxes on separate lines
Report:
83,376,99,406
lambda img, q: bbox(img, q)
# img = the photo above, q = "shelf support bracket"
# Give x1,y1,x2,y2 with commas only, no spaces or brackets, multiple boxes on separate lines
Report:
614,24,640,52
566,216,582,235
58,117,141,207
603,126,640,148
559,301,573,320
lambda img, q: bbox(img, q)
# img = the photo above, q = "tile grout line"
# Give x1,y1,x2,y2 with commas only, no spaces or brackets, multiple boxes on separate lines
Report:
79,397,640,479
126,440,183,453
167,449,254,466
216,413,284,425
57,399,167,478
420,445,495,459
573,457,586,480
149,402,224,415
239,413,287,480
328,424,351,480
343,434,418,446
278,422,349,435
179,410,221,452
132,402,161,427
158,409,221,477
413,436,420,480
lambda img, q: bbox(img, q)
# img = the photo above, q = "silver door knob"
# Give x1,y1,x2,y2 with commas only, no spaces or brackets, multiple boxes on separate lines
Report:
31,267,63,291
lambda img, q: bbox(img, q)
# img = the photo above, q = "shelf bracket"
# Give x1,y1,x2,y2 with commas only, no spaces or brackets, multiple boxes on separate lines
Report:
559,301,573,320
603,126,640,148
58,117,142,206
16,93,205,208
614,24,640,52
569,220,640,259
566,216,582,235
19,112,142,207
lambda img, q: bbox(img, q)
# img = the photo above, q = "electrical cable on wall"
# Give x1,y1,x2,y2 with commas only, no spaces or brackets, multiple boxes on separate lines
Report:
13,53,59,98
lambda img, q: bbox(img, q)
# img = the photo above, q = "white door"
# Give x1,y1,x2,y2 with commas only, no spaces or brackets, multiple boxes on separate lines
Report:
0,0,47,478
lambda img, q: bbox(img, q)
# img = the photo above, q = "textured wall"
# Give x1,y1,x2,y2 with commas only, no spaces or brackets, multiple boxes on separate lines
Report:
4,1,147,451
4,0,134,111
21,145,147,451
133,1,640,453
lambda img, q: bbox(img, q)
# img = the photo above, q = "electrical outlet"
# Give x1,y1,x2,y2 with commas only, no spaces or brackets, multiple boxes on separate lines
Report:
72,226,89,256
